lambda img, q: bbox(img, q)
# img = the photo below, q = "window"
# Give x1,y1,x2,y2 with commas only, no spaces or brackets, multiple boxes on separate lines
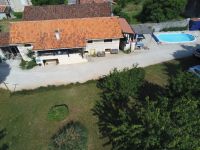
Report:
104,39,112,42
87,40,93,43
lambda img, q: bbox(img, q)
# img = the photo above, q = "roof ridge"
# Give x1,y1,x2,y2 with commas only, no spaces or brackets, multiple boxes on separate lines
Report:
10,16,119,24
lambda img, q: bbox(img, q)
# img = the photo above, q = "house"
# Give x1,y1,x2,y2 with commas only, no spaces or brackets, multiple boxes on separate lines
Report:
1,17,123,65
0,0,32,12
0,5,11,19
23,3,112,21
118,18,135,51
68,0,114,5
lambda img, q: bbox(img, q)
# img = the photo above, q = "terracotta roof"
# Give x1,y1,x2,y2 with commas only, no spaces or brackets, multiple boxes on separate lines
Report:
23,3,111,21
119,18,134,34
0,5,6,13
9,17,123,50
191,18,200,21
0,32,9,46
79,0,112,4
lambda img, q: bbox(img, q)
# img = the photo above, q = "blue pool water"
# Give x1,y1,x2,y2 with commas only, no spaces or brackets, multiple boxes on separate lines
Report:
155,33,195,43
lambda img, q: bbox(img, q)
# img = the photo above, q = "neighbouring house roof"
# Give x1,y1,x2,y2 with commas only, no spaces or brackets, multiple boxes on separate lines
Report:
0,5,7,13
23,3,111,21
119,18,134,34
9,17,123,50
190,18,200,21
0,32,9,46
79,0,113,4
0,0,8,5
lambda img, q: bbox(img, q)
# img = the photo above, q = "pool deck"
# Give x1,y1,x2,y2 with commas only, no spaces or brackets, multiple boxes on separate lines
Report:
0,31,200,91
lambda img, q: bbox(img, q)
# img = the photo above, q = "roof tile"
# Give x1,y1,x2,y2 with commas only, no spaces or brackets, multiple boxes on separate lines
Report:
9,17,123,50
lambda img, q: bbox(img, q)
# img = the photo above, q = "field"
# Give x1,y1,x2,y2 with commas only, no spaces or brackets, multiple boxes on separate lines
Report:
0,57,199,150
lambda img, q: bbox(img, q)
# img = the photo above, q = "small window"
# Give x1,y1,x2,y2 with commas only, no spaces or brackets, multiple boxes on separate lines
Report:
87,40,93,43
24,44,32,47
104,39,112,42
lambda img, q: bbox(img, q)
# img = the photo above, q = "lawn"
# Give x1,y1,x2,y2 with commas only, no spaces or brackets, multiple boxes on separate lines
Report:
122,1,144,24
0,57,199,150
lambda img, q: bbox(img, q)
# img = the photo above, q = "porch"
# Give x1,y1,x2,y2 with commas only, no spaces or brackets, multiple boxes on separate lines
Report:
35,48,88,66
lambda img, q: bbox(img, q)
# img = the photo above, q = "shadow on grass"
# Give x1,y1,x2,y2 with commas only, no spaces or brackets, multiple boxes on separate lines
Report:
0,128,9,150
163,43,200,79
139,81,165,101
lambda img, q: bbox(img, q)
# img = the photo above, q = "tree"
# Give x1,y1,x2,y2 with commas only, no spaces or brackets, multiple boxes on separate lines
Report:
140,0,187,22
31,0,65,5
93,69,200,150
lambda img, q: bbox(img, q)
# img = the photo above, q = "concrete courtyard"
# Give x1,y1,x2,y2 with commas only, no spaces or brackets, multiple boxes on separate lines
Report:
0,33,200,91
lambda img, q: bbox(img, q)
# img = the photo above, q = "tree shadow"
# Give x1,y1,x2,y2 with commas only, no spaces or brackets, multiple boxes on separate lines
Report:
0,128,9,150
0,129,6,140
0,62,11,84
139,81,165,101
163,44,200,78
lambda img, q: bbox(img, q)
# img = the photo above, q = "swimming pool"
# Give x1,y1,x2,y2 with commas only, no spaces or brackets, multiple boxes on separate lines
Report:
154,32,196,43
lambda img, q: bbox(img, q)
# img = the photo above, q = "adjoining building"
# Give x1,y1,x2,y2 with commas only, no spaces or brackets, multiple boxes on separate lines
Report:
0,0,32,12
0,5,11,19
119,18,135,51
189,18,200,31
0,17,124,65
68,0,114,5
23,2,112,21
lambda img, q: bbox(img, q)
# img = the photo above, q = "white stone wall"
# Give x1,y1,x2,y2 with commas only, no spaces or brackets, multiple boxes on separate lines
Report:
85,39,120,55
17,45,32,61
0,13,7,20
0,48,5,59
36,54,88,65
9,0,32,12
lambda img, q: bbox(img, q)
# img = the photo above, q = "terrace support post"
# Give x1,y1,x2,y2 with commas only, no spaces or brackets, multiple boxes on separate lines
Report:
81,49,84,58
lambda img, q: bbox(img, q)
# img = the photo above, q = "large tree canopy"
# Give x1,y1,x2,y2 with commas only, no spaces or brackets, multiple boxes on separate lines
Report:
31,0,66,5
140,0,187,22
93,68,200,150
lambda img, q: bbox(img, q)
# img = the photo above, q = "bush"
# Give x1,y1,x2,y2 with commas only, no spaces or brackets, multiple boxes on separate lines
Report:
49,121,88,150
20,59,37,70
13,12,23,19
48,104,69,121
161,26,188,32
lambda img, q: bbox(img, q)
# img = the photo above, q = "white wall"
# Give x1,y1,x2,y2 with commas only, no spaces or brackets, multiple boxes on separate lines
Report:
9,0,32,12
85,39,120,55
0,13,7,20
0,48,5,59
36,54,88,65
17,45,32,61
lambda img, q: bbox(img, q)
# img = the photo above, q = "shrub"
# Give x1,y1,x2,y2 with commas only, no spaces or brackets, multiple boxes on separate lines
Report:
20,59,37,70
13,12,23,19
49,121,88,150
48,104,69,121
161,26,188,32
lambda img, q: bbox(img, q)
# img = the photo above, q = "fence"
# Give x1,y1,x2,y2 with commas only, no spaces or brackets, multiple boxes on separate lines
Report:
132,19,190,33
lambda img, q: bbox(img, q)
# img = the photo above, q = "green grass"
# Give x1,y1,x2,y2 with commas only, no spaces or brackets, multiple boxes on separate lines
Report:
121,1,145,24
48,104,69,121
0,57,199,150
